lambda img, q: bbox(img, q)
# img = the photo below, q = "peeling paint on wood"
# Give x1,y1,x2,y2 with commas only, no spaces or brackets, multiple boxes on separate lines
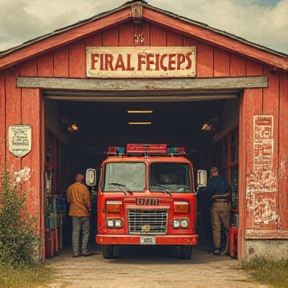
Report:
246,115,280,228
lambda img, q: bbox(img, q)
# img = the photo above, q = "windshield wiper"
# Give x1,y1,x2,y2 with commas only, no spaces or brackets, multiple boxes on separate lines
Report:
150,185,172,196
109,182,133,195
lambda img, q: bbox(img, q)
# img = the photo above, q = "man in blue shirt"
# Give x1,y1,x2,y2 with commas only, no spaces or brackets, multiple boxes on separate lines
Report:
205,167,231,256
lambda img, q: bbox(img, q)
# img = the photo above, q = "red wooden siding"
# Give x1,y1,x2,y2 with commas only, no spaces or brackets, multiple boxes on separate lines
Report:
69,40,86,78
119,22,135,46
21,88,41,221
278,73,288,229
53,47,69,77
214,48,230,77
5,69,22,173
0,72,5,174
230,54,246,76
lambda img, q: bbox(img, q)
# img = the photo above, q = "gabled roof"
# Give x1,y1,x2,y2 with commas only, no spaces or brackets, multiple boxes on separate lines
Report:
0,0,288,71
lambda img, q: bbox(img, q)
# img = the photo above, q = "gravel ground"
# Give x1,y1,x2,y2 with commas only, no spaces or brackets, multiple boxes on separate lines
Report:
38,243,269,288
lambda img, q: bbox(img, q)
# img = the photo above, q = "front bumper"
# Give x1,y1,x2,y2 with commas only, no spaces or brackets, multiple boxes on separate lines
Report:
96,234,198,245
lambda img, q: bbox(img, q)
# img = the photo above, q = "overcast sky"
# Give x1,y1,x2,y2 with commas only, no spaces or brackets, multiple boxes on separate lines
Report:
0,0,287,54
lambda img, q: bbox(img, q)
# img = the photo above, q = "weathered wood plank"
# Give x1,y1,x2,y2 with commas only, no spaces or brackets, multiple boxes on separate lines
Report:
214,48,230,77
118,22,134,46
278,72,288,229
21,88,41,220
86,33,103,46
0,72,5,174
69,40,86,78
37,52,53,77
21,58,38,76
103,27,119,46
150,23,166,46
230,54,246,76
5,69,22,172
196,43,213,77
167,30,183,46
17,76,268,91
245,229,288,239
54,46,69,77
263,69,280,230
140,21,150,46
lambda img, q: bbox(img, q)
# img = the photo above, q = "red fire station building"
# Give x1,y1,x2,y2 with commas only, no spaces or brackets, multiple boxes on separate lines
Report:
1,0,288,261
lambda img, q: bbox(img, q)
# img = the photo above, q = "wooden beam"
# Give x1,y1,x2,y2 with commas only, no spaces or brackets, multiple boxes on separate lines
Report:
17,76,268,91
245,229,288,240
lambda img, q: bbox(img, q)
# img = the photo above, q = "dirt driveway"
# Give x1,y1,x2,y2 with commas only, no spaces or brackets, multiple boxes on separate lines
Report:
39,244,269,288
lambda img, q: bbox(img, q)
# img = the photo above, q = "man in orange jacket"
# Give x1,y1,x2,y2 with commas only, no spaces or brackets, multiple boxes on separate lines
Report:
67,174,91,257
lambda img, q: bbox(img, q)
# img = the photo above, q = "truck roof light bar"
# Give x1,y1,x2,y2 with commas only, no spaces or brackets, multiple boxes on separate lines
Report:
126,144,167,154
168,147,186,156
107,146,125,155
107,144,186,156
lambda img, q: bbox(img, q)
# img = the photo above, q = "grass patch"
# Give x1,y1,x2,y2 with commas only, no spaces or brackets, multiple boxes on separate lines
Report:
241,256,288,288
0,263,55,288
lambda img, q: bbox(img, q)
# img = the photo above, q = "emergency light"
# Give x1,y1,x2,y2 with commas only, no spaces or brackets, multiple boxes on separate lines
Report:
106,144,186,156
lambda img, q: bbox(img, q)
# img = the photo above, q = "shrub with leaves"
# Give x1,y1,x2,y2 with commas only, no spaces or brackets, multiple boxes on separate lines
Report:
0,170,38,267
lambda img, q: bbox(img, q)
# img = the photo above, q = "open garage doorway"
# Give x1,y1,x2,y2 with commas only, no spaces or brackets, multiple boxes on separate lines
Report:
43,92,240,257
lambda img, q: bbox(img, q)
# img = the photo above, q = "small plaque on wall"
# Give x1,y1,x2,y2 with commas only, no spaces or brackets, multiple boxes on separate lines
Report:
8,125,32,157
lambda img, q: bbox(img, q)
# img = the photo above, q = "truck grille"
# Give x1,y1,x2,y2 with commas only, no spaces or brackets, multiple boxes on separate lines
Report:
127,209,168,234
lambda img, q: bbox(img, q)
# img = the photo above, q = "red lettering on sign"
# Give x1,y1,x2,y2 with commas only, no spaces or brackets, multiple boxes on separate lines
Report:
160,54,168,71
114,54,125,70
185,52,192,69
177,53,185,70
90,53,99,70
146,53,154,71
105,54,114,71
126,54,134,71
168,53,176,70
137,54,146,71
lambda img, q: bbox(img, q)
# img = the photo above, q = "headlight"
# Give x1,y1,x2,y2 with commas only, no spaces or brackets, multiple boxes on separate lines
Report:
106,218,123,228
180,219,189,228
173,219,181,228
173,218,189,229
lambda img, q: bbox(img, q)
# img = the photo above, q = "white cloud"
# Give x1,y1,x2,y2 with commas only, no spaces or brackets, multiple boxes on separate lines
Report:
0,0,287,54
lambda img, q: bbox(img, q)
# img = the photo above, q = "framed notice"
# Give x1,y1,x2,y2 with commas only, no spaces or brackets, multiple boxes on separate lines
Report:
86,46,196,78
8,125,32,157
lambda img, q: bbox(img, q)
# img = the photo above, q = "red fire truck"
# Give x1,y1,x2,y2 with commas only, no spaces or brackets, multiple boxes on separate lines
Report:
86,144,200,259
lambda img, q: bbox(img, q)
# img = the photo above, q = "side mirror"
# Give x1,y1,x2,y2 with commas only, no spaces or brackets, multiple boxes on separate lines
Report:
85,168,96,187
197,170,207,190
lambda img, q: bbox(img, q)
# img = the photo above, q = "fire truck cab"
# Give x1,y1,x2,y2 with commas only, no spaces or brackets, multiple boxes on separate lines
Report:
86,144,200,259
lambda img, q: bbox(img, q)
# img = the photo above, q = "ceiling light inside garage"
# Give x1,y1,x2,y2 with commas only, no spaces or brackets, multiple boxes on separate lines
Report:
128,122,152,125
127,110,153,113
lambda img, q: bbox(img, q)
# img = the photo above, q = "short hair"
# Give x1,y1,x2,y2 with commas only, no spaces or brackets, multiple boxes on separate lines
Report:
210,167,218,173
75,174,84,182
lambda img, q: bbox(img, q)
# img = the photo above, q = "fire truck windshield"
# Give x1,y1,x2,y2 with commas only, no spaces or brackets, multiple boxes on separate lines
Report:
149,162,192,193
102,162,145,192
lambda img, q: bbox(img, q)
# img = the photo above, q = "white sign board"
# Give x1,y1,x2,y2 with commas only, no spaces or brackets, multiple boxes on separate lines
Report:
8,125,32,157
86,46,196,78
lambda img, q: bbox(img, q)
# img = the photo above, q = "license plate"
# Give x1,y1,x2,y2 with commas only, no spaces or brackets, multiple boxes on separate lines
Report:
140,236,156,245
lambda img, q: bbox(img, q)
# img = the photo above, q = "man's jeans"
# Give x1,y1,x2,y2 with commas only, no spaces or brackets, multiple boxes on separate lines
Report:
72,216,90,255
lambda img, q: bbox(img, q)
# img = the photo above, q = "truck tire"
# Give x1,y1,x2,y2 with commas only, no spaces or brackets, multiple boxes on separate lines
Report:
102,245,113,259
180,245,192,259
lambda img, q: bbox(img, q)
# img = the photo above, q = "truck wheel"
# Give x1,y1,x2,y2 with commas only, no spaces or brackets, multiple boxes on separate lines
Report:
180,245,192,259
102,245,113,259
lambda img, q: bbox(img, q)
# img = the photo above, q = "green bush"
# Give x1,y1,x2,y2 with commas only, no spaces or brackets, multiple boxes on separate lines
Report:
0,170,38,267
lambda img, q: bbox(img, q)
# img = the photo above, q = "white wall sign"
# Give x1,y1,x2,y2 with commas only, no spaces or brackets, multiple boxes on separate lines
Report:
86,46,196,78
8,125,32,157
